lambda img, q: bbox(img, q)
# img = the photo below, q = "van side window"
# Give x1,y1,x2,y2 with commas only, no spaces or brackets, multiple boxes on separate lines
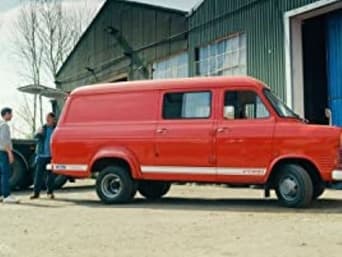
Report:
163,92,211,119
224,91,269,120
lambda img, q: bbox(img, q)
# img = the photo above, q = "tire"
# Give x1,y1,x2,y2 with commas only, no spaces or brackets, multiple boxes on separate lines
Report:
10,155,27,190
138,181,171,200
96,165,135,204
275,164,313,208
131,182,138,198
312,183,325,200
53,175,68,189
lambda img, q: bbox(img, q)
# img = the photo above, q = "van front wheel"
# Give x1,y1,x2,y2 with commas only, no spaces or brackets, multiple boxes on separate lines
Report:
275,164,313,208
96,166,135,204
312,183,325,200
138,181,171,200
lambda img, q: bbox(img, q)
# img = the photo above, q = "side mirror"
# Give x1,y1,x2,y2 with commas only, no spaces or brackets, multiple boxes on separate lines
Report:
325,108,332,126
224,106,235,119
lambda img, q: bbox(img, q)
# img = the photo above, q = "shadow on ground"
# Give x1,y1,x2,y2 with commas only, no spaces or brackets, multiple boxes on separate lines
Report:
35,185,342,214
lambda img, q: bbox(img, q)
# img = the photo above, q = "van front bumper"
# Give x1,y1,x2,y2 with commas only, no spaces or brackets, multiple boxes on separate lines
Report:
332,170,342,181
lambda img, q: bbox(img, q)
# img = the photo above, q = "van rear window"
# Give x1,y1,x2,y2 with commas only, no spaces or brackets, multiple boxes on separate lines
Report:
64,91,158,123
162,91,211,119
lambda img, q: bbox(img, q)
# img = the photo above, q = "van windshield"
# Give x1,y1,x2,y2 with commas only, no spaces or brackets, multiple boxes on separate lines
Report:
264,89,300,119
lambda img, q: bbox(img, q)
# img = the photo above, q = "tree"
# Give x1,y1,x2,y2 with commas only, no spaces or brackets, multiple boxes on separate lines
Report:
13,0,98,135
39,0,97,81
14,95,36,139
14,0,44,134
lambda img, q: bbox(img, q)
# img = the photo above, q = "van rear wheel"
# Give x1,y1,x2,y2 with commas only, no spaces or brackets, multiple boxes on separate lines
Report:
275,164,313,208
96,166,135,204
138,181,171,200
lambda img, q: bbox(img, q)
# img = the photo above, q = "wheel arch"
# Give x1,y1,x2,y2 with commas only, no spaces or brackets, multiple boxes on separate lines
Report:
89,147,141,179
12,149,29,171
267,156,322,188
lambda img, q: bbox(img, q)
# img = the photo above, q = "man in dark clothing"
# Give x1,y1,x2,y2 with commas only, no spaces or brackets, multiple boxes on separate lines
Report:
30,112,56,199
0,107,19,204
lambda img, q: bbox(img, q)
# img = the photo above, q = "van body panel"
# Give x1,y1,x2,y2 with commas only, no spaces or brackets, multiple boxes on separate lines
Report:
51,77,342,187
148,87,217,180
270,122,341,181
215,85,276,184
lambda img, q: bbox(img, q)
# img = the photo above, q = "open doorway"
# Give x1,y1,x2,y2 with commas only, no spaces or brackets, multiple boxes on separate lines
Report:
302,14,329,125
285,0,342,126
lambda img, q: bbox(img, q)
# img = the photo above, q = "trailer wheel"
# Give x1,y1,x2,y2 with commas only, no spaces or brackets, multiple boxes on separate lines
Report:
275,164,313,208
96,165,135,204
10,154,27,190
138,181,171,200
20,163,34,190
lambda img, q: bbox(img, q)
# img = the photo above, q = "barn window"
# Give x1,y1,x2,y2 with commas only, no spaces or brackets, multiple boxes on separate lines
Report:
153,52,189,79
196,33,247,76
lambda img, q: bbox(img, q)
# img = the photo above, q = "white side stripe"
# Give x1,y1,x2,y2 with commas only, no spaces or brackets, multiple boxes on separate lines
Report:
141,166,266,176
53,164,88,172
141,166,216,174
217,168,266,176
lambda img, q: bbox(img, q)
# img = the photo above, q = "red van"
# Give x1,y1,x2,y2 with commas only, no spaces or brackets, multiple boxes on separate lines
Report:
51,77,342,208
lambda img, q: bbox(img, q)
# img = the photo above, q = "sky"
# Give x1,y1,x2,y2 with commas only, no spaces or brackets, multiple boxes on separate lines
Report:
0,0,200,137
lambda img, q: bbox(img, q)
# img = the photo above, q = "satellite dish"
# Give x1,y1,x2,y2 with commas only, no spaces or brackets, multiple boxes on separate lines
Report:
17,84,67,99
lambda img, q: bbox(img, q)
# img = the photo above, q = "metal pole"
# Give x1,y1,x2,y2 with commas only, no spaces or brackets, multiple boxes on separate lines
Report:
33,93,37,134
39,94,43,126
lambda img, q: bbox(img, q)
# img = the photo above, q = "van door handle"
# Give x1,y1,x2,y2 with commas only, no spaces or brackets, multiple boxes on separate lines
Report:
156,128,168,134
216,127,230,133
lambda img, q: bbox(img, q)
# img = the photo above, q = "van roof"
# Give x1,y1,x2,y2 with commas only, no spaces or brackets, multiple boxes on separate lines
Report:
71,76,267,96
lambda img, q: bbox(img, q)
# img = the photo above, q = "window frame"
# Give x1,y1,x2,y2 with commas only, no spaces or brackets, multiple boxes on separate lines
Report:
263,88,300,119
161,90,213,120
221,89,272,121
195,32,247,77
152,51,189,80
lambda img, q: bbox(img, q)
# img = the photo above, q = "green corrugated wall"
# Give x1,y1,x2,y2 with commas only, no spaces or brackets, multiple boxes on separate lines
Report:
188,0,323,101
56,0,187,92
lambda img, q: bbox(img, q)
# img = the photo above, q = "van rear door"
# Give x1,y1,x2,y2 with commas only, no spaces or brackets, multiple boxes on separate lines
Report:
141,89,216,181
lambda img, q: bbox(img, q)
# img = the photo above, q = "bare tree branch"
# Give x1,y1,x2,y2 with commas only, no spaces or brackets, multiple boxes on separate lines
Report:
13,0,44,134
12,0,97,136
14,94,36,139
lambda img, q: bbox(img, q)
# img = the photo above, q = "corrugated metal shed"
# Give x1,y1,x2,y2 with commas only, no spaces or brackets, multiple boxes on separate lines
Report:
188,0,322,101
56,0,188,92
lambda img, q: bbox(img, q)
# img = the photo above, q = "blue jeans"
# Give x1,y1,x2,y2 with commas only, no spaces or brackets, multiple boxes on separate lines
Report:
33,157,55,195
0,151,11,198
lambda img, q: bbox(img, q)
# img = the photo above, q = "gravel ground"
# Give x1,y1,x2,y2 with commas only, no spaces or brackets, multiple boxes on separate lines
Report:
0,181,341,257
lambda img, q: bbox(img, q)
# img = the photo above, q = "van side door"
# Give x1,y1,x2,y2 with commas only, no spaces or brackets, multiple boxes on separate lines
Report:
215,88,275,184
142,89,216,182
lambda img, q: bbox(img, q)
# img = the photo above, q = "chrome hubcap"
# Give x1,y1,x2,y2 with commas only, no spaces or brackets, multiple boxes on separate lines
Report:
279,176,299,201
101,174,122,199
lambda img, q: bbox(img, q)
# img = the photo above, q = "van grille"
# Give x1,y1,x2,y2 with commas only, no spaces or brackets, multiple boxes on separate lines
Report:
339,148,342,169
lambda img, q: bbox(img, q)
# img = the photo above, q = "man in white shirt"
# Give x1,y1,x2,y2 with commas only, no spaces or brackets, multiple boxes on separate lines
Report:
0,107,19,204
